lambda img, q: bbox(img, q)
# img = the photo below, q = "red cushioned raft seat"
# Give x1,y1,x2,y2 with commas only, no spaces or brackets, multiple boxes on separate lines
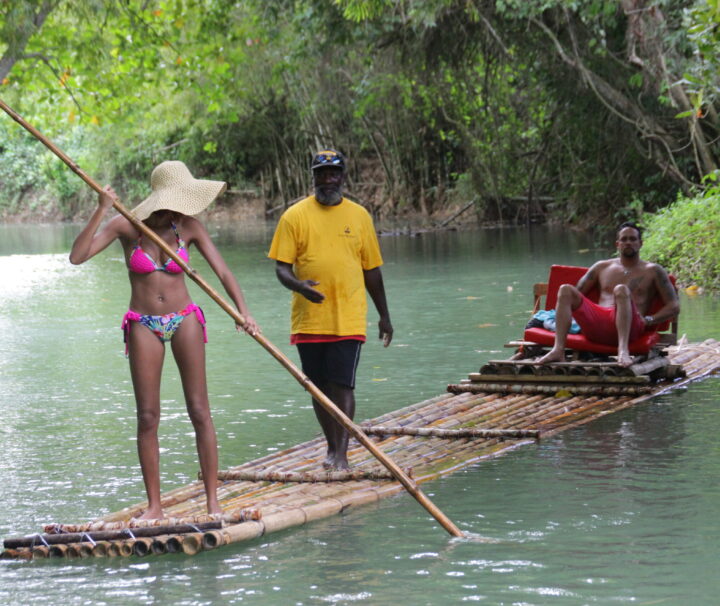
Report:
523,264,674,356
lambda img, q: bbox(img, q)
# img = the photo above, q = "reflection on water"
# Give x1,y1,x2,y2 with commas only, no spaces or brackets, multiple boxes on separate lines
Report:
1,223,719,605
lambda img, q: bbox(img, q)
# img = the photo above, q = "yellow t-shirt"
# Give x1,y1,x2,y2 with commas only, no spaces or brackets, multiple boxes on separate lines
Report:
268,195,383,337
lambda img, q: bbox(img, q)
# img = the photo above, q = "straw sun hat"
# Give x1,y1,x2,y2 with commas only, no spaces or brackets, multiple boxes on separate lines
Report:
132,160,227,221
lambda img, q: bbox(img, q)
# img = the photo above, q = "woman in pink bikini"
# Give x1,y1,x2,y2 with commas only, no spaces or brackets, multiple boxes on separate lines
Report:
70,160,258,519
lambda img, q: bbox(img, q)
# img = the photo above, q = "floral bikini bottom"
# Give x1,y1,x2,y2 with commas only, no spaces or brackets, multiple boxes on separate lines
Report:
121,302,207,355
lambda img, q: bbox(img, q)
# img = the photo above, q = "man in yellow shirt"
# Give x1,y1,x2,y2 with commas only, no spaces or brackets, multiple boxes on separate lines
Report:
268,149,393,470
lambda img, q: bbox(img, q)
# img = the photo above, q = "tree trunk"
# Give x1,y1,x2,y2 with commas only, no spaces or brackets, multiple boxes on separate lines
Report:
0,1,56,82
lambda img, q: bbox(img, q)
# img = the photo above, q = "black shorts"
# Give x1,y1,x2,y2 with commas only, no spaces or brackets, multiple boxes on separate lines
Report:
296,340,363,389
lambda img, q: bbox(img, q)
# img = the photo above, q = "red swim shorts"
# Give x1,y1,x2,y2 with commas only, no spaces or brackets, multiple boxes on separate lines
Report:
572,295,645,345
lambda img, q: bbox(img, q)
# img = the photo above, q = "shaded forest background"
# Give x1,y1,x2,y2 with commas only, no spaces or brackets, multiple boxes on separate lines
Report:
1,0,719,230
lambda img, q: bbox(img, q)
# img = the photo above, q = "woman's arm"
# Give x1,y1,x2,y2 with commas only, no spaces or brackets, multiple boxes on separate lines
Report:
188,217,259,335
69,186,124,264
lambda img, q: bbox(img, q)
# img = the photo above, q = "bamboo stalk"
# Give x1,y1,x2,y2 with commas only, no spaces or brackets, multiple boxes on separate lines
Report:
165,535,184,554
467,373,650,384
92,541,112,557
48,544,69,558
181,533,204,555
201,530,226,550
151,537,169,555
4,521,222,549
31,545,49,559
628,356,669,376
221,521,264,545
0,98,462,539
447,382,653,396
118,541,134,557
132,537,154,557
1,549,32,560
261,508,309,534
360,425,540,439
209,469,409,483
106,542,121,557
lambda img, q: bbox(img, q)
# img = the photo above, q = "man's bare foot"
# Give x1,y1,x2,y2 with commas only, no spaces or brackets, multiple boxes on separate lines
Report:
207,504,223,517
322,452,350,471
537,349,566,365
616,352,635,367
328,454,350,471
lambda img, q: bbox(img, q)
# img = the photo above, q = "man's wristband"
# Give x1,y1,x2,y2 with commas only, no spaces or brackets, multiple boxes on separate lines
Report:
643,315,654,325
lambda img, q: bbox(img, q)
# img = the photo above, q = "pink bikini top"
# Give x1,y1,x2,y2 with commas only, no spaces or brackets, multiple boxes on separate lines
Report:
128,222,189,274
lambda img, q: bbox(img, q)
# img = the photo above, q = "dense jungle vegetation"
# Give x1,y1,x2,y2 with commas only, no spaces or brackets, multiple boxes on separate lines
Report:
1,1,719,257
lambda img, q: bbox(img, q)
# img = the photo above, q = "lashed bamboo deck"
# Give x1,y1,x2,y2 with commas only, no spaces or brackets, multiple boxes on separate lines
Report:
3,338,719,561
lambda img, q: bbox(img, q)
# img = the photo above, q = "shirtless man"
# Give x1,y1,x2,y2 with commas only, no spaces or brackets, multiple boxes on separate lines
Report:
538,222,679,367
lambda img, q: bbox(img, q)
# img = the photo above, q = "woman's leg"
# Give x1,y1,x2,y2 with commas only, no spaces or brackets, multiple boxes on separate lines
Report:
171,313,222,515
127,322,166,519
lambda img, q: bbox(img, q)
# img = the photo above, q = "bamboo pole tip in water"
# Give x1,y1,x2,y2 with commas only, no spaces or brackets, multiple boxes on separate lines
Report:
202,530,225,550
91,541,111,557
49,544,69,558
31,546,50,559
77,543,95,558
118,541,134,557
151,538,169,555
132,537,154,557
181,533,204,555
1,548,31,560
106,542,121,557
165,536,184,554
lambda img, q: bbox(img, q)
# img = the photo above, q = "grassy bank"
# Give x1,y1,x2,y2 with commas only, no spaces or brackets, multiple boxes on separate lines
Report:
643,183,720,292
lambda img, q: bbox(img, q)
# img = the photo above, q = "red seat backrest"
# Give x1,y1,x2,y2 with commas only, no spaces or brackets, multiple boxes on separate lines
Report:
544,265,597,309
543,264,676,332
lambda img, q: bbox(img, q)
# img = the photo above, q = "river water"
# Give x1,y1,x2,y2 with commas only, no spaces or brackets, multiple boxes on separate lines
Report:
0,222,718,605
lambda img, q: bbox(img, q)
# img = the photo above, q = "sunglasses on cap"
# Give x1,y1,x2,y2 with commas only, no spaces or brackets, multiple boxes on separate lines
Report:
311,150,345,170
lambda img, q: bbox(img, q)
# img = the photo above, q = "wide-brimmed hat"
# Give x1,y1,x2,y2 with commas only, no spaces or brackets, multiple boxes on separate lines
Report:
132,161,227,221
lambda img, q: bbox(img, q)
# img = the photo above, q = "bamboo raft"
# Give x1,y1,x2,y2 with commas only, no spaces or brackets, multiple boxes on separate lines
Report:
3,338,718,561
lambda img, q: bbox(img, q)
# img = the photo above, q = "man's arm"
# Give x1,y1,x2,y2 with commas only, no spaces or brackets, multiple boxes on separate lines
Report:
576,261,603,295
644,265,680,327
363,267,393,346
275,260,325,303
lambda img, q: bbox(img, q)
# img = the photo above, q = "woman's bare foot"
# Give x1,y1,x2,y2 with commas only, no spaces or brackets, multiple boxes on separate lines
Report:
134,507,165,521
206,496,223,516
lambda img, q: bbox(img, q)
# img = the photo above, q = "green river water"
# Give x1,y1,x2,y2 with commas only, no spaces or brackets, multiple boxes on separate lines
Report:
0,222,718,605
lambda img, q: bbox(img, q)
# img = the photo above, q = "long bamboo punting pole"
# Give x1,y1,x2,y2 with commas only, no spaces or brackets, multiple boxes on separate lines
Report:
0,98,463,538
